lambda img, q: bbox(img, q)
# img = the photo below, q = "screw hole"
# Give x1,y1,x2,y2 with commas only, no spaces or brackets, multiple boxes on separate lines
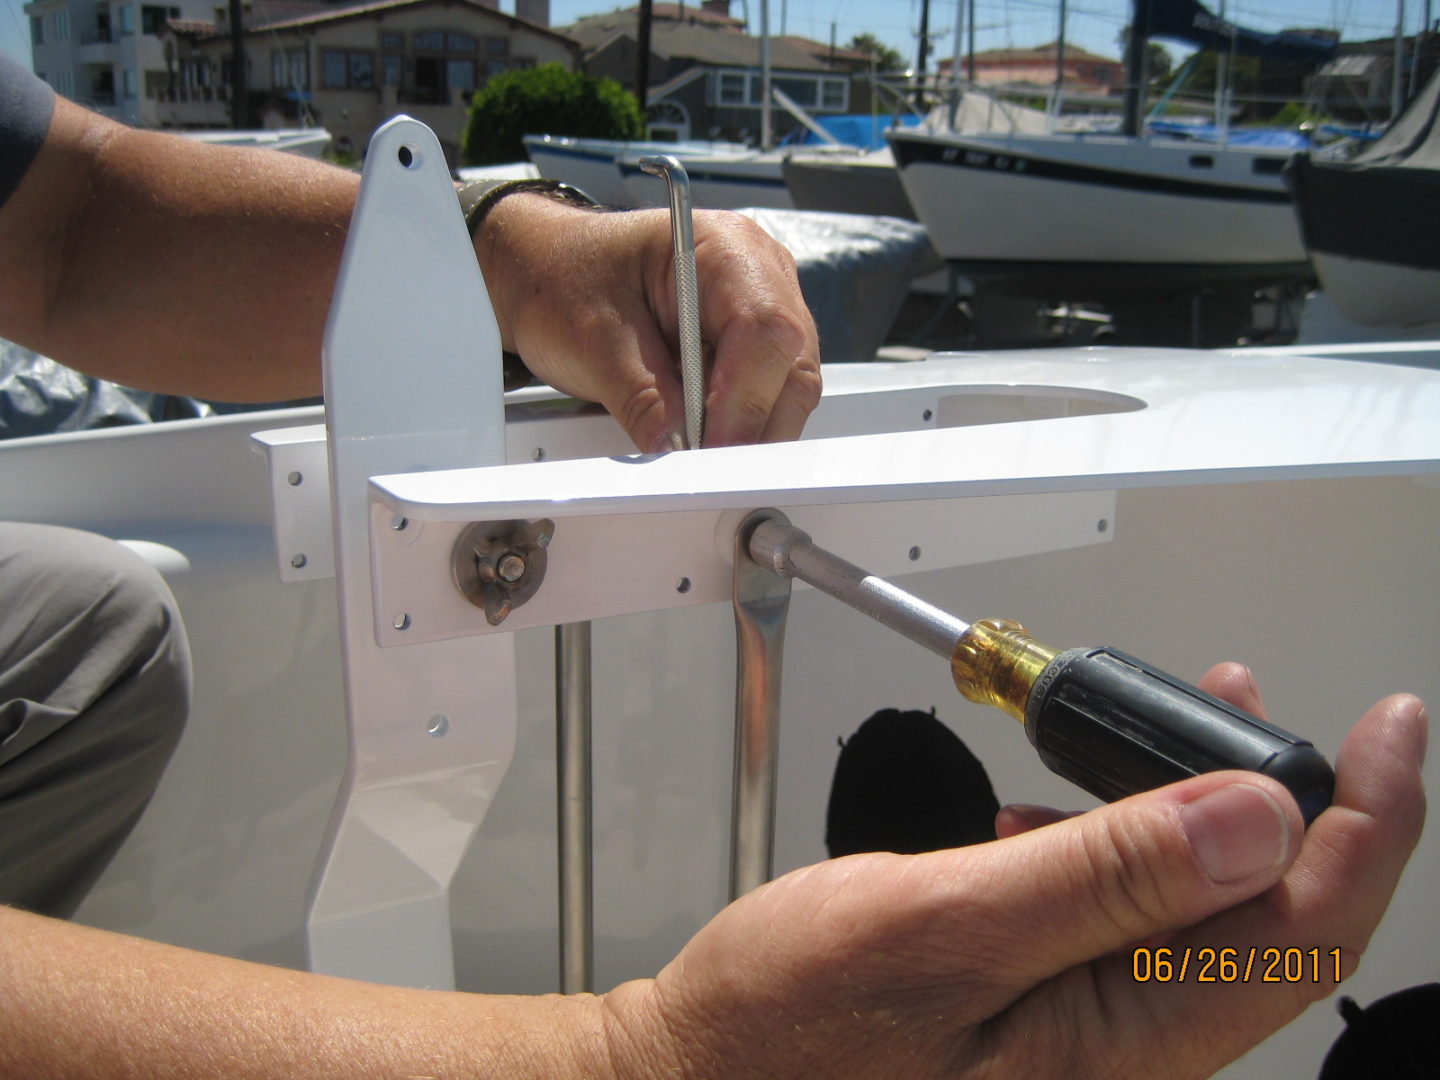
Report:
1097,519,1109,533
397,144,417,168
427,714,450,737
290,553,308,569
393,613,411,631
908,545,921,561
287,470,303,486
922,409,934,422
676,577,692,594
391,516,408,531
532,447,547,461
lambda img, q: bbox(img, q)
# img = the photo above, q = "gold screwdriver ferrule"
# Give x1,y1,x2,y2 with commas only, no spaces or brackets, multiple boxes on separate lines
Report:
950,618,1060,724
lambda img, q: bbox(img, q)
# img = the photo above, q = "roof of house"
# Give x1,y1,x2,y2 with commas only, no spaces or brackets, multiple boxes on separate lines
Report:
200,0,579,47
574,18,844,72
959,42,1122,66
564,3,745,36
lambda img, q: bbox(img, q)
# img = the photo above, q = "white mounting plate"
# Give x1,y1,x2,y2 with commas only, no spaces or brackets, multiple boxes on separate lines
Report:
365,347,1440,645
370,490,1117,644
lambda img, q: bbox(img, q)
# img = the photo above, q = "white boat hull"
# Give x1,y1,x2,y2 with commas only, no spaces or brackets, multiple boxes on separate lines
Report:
619,150,795,210
891,130,1306,268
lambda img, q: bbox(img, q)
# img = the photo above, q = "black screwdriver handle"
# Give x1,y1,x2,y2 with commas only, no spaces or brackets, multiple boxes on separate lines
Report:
1025,647,1335,825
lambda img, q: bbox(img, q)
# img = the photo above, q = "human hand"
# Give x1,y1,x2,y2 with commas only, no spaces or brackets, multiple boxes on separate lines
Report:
600,666,1427,1080
472,193,821,452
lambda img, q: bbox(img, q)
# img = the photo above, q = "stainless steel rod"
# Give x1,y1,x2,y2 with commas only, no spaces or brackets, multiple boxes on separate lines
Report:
555,621,593,994
638,155,705,450
747,518,971,660
730,510,794,900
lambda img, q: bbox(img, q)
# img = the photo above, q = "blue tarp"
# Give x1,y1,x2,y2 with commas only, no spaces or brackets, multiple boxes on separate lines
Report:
783,113,923,151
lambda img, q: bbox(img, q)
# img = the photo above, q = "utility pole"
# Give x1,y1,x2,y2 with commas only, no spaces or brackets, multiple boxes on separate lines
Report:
915,0,930,107
228,0,246,128
637,0,653,121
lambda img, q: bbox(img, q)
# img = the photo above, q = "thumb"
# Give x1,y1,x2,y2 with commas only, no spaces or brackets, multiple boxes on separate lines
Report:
935,771,1304,993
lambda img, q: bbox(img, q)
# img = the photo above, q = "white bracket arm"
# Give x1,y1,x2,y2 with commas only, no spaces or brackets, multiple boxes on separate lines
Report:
307,116,514,990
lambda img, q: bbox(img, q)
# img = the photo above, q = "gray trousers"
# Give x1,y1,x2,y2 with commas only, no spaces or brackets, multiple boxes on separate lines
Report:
0,523,190,917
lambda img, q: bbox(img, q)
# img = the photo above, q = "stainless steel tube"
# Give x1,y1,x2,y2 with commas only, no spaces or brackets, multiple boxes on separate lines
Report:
555,621,593,994
729,510,794,900
638,155,705,450
747,518,971,660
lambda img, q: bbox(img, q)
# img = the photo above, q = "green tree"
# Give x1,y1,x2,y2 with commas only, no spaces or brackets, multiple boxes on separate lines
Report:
460,63,644,166
848,32,905,73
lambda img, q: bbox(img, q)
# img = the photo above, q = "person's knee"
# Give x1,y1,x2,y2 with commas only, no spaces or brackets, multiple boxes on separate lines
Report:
0,524,191,915
0,523,191,711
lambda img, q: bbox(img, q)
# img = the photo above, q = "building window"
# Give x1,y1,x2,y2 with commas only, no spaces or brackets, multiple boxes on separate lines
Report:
53,9,70,41
123,68,138,97
717,71,746,104
117,4,134,35
144,68,168,98
272,47,308,90
446,57,474,94
408,28,488,102
382,53,402,86
322,49,374,89
381,30,403,51
712,68,849,113
30,15,43,44
141,5,177,34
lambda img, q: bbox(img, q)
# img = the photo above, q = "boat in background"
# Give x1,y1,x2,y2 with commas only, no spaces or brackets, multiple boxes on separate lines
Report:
183,127,332,158
1287,67,1440,328
521,134,749,206
887,0,1335,290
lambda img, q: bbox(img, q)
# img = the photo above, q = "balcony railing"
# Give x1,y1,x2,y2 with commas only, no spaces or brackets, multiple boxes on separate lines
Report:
81,29,113,44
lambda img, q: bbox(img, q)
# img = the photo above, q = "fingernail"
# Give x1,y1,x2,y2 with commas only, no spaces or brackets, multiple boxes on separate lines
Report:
647,430,684,454
1180,783,1291,884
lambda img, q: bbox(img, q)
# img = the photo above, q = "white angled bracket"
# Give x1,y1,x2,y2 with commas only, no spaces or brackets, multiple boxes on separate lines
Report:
304,116,514,990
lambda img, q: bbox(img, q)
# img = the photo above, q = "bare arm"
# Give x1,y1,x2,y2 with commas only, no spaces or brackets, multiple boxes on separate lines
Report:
0,674,1425,1079
0,95,354,402
0,905,618,1079
0,96,821,446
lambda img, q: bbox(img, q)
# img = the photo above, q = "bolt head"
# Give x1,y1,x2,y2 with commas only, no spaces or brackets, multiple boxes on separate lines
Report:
497,553,527,583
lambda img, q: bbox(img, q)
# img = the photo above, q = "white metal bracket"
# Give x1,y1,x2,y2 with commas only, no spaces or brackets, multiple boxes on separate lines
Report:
305,116,514,990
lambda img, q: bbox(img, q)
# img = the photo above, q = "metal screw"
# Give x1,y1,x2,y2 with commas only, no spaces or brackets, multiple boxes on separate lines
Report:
908,545,922,561
922,409,933,422
1097,519,1109,533
287,471,303,486
290,553,308,569
393,613,411,631
391,515,408,531
676,576,692,594
497,553,527,583
427,714,450,737
532,447,547,461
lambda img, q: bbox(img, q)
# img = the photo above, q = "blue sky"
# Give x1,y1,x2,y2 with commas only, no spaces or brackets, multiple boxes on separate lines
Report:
6,0,1429,72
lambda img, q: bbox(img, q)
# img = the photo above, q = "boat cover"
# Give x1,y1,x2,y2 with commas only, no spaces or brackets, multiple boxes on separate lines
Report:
735,209,938,363
1287,67,1440,274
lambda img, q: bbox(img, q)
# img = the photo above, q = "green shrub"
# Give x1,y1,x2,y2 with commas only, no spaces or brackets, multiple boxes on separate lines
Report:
461,63,645,166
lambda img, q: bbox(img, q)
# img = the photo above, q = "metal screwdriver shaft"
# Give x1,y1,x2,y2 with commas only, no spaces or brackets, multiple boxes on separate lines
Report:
740,514,1335,825
639,155,705,450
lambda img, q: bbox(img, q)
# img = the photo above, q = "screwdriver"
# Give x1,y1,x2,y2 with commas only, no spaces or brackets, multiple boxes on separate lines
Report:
743,516,1335,825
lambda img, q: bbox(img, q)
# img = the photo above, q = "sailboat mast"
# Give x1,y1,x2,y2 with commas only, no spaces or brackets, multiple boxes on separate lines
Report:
760,0,772,148
1122,0,1150,135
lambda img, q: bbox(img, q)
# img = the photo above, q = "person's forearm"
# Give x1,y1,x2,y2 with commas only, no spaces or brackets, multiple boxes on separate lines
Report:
0,97,357,403
0,905,624,1079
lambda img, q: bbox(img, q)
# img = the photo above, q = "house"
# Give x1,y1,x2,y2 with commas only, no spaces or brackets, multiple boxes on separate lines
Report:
938,43,1125,97
25,0,222,124
562,0,871,144
25,0,577,163
178,0,578,160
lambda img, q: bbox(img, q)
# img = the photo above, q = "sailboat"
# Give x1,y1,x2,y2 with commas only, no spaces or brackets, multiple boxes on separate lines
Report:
887,0,1335,280
1286,66,1440,328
